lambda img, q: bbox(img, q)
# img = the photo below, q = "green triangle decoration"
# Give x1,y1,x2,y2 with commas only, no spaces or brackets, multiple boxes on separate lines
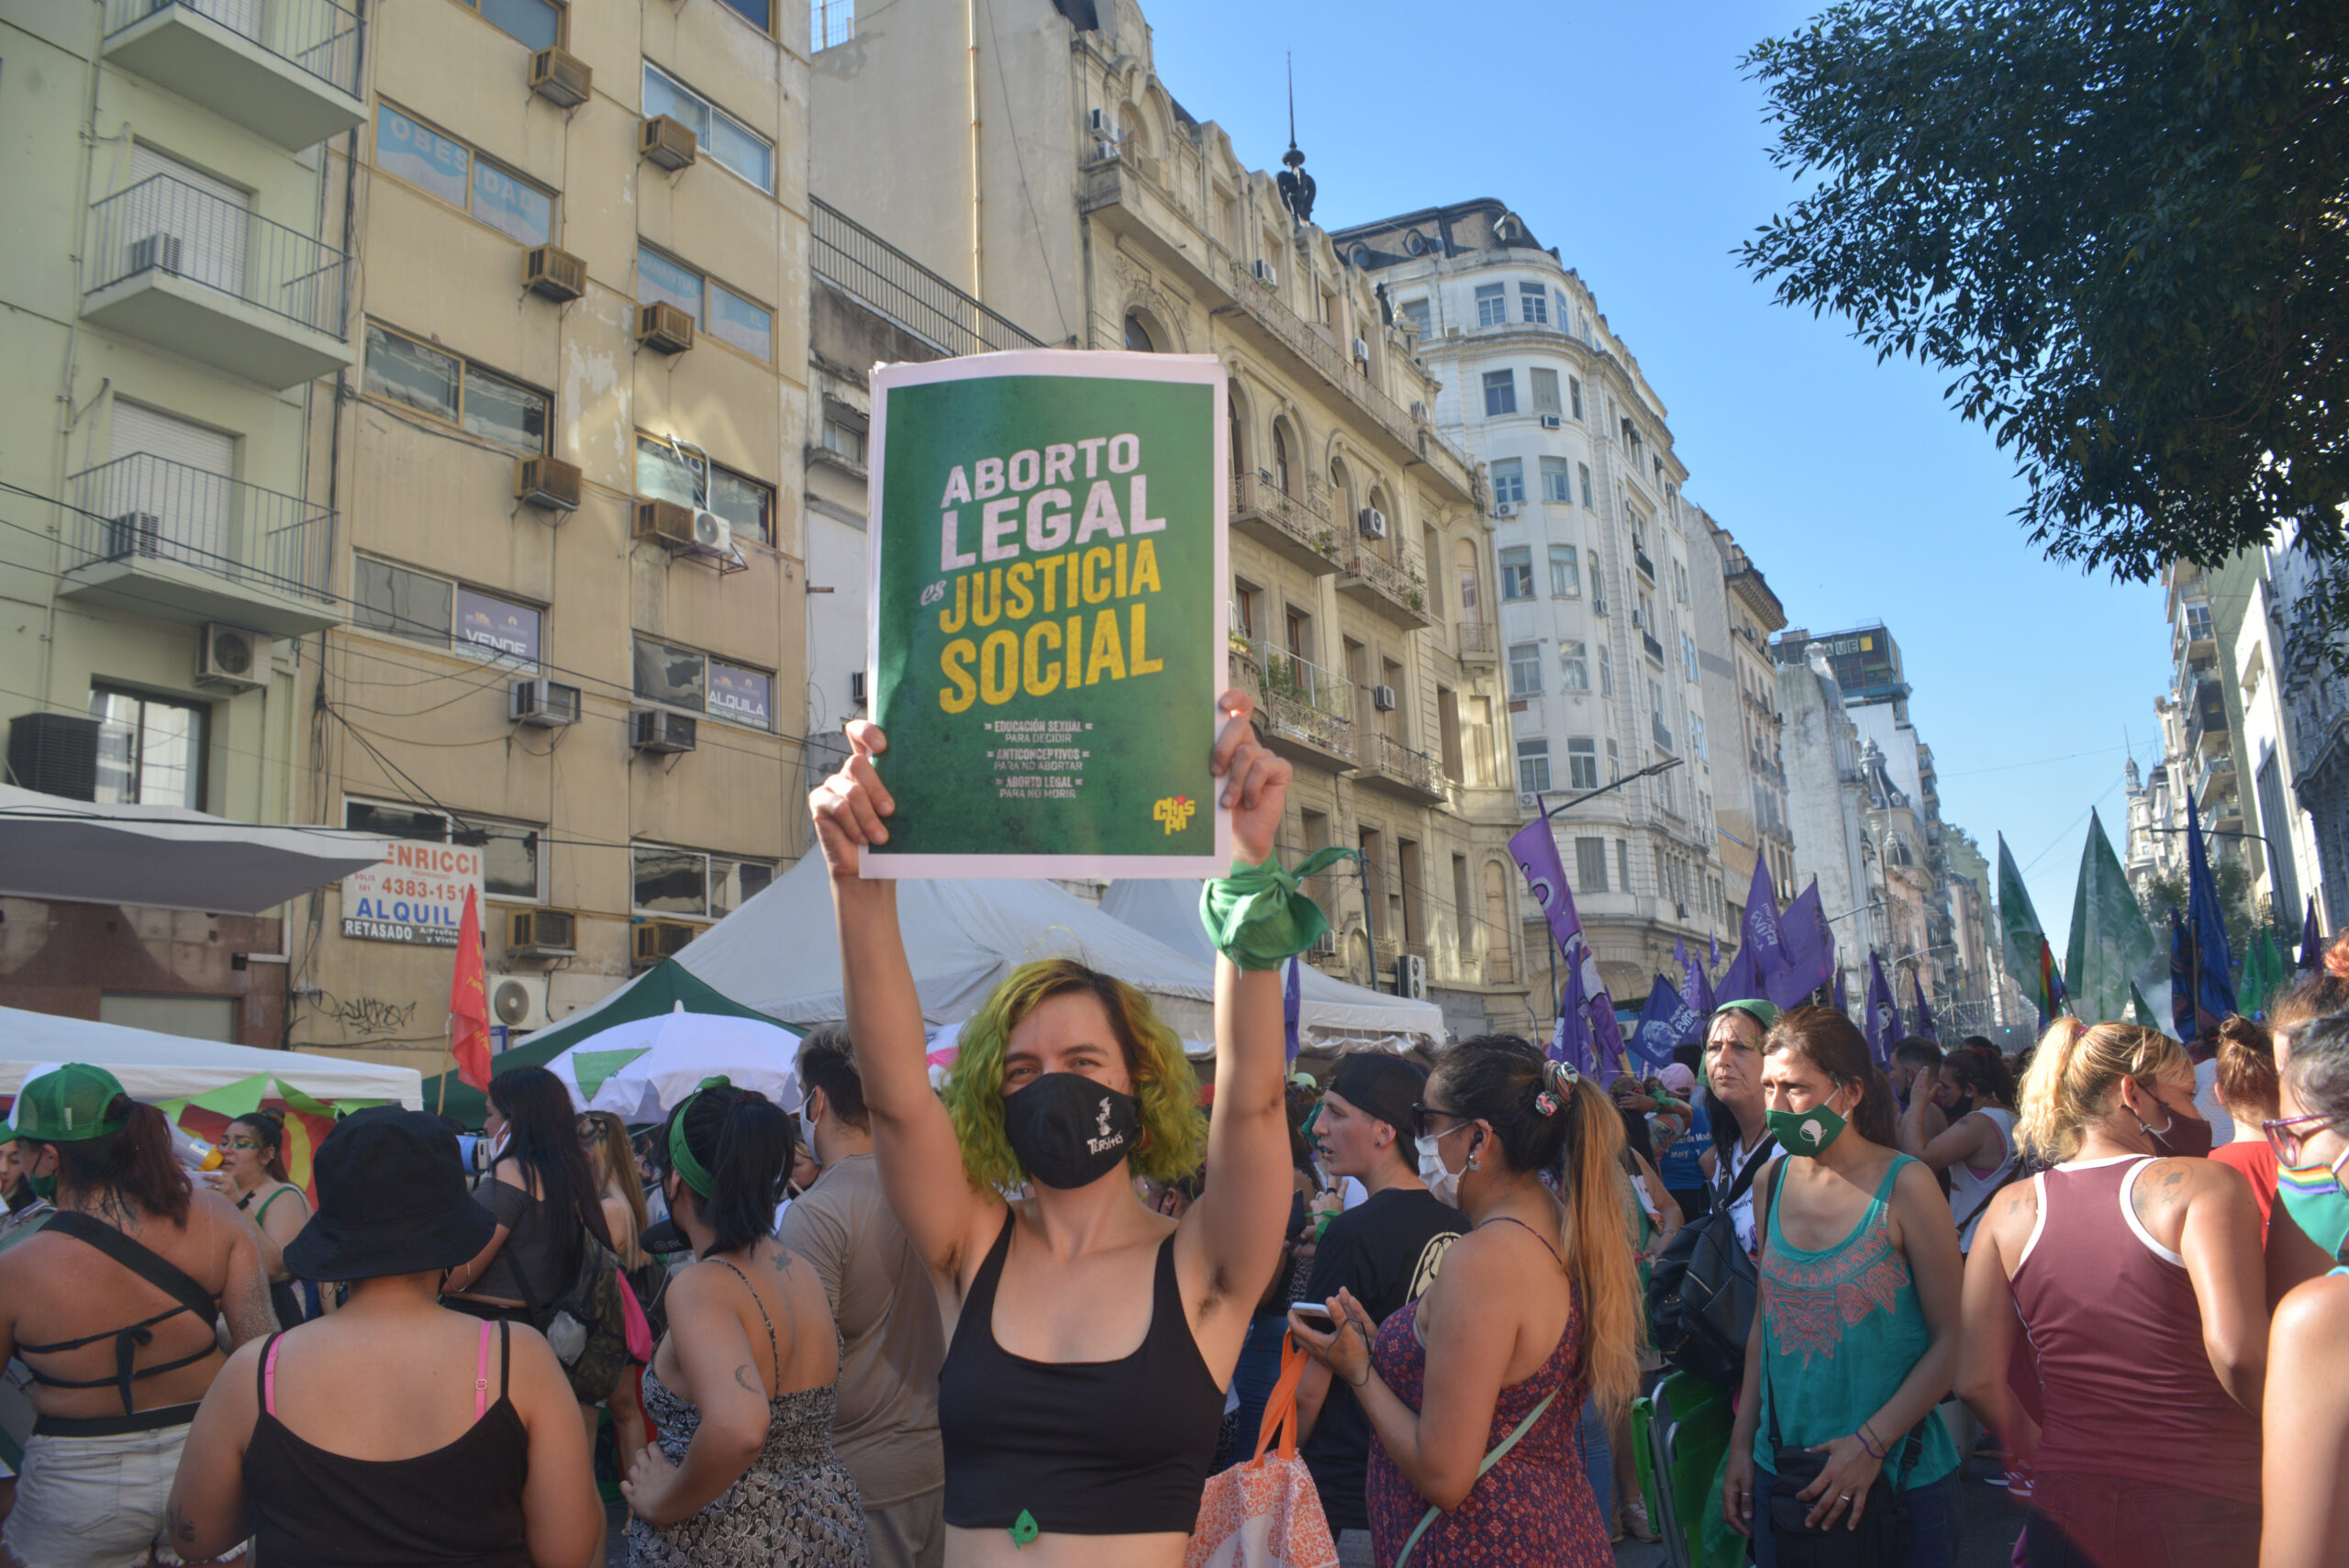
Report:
571,1048,651,1101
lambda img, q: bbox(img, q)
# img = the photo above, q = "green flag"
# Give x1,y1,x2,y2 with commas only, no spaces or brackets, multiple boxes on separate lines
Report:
2129,980,2162,1030
1998,833,2066,1021
2065,810,2163,1026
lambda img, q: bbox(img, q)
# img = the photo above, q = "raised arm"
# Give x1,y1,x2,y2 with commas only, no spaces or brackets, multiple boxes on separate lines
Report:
811,720,1001,1289
1176,693,1295,1344
1908,1109,1993,1173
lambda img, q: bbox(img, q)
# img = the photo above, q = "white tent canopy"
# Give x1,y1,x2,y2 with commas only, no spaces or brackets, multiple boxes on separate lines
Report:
1098,877,1445,1047
0,784,385,917
0,1006,424,1107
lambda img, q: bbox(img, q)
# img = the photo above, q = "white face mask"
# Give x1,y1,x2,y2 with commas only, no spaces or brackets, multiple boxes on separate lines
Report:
1415,1129,1462,1207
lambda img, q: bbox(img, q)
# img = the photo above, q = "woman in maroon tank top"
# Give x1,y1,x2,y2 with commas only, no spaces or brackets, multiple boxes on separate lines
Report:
1954,1019,2266,1568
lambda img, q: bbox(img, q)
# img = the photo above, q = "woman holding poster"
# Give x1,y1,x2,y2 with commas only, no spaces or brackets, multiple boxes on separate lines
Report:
809,689,1297,1566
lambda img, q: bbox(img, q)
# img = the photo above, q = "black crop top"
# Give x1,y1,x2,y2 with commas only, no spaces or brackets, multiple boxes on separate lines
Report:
937,1210,1224,1536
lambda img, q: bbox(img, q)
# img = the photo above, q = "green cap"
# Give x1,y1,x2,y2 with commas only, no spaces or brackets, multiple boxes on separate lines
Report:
1713,998,1782,1032
12,1064,131,1142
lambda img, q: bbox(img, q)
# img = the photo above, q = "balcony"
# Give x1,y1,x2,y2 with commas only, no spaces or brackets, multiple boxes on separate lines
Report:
102,0,362,151
2197,752,2237,807
1338,546,1435,628
1642,628,1665,663
83,176,354,392
809,197,1041,358
2185,676,2231,757
57,453,339,637
1653,714,1675,753
1230,639,1356,771
1634,543,1655,581
1230,470,1339,573
1457,618,1497,664
1358,732,1448,806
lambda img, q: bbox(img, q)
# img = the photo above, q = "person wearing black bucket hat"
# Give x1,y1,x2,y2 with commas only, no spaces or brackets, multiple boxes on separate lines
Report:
164,1108,606,1568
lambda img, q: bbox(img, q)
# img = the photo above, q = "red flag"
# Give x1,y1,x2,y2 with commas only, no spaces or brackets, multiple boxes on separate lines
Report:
450,886,492,1091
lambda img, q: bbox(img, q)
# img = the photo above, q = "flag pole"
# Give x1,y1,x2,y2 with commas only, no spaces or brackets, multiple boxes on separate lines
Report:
435,1015,452,1118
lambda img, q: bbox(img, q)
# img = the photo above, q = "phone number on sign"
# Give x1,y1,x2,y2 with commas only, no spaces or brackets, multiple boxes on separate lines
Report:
369,877,473,902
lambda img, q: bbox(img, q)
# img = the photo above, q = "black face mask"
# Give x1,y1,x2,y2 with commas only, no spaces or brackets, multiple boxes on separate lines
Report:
1947,1095,1977,1120
1003,1073,1142,1190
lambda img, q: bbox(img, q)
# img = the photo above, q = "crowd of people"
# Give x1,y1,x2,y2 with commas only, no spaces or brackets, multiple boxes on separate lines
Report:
4,691,2349,1568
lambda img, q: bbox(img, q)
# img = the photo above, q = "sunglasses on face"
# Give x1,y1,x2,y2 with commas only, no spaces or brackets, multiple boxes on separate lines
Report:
222,1139,265,1151
2264,1113,2349,1168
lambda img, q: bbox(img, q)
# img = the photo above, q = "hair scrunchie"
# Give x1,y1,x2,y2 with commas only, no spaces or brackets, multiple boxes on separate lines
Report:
1534,1056,1577,1116
1199,849,1358,971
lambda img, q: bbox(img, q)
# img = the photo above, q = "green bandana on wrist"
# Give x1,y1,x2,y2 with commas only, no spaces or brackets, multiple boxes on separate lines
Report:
667,1075,731,1199
1199,849,1356,970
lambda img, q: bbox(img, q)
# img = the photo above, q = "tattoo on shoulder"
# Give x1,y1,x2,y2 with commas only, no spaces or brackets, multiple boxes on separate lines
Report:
769,1247,796,1273
732,1363,762,1394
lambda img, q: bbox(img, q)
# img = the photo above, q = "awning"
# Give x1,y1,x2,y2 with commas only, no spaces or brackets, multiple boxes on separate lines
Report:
0,1005,424,1108
0,784,384,916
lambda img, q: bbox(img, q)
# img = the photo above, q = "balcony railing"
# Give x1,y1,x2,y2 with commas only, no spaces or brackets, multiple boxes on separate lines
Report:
1370,733,1444,798
1232,638,1355,764
1457,618,1496,661
69,452,333,602
1633,543,1655,581
88,175,350,339
1653,714,1675,753
1230,469,1337,563
1642,628,1665,663
1339,545,1433,625
106,0,361,97
810,196,1041,359
2197,752,2237,804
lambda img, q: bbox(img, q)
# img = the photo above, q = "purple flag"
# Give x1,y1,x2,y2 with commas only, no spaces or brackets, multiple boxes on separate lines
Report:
1632,973,1702,1067
1551,953,1595,1076
1283,955,1302,1062
1709,931,1724,972
1833,968,1850,1018
1765,879,1835,1007
1586,967,1631,1074
1678,940,1716,1028
1718,941,1762,1006
1909,967,1938,1042
1509,808,1586,965
2301,896,2322,974
1741,856,1785,977
1865,951,1898,1063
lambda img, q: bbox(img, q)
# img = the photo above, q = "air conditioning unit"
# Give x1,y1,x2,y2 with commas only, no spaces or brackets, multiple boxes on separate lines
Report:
514,454,581,511
1095,139,1119,163
634,497,696,549
108,510,161,557
850,671,867,706
506,907,578,958
1397,953,1430,1001
688,509,732,557
632,918,698,965
508,677,582,728
196,624,270,691
1631,608,1647,630
7,713,102,801
1308,931,1339,961
1445,326,1462,338
1351,337,1371,363
128,234,183,274
1408,400,1428,421
523,244,585,302
638,301,695,354
1251,258,1278,288
1517,791,1541,811
528,46,592,106
631,707,696,753
488,973,551,1031
1356,506,1387,540
640,114,697,171
1492,502,1518,519
1088,107,1117,137
1591,593,1608,616
1540,414,1563,429
1371,684,1397,712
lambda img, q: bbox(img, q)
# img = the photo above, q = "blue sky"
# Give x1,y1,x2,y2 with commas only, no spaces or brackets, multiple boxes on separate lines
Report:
1144,0,2173,949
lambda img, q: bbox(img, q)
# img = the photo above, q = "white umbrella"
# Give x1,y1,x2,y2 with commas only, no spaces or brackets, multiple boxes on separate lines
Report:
546,1006,803,1124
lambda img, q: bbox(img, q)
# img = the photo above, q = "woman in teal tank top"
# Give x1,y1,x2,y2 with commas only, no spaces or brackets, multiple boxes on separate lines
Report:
1721,1007,1965,1568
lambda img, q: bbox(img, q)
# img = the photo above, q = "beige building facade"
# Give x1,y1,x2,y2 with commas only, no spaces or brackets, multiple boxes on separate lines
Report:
813,0,1531,1035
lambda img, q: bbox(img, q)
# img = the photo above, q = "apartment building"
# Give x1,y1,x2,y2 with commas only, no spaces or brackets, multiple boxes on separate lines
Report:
0,0,366,1040
812,0,1531,1034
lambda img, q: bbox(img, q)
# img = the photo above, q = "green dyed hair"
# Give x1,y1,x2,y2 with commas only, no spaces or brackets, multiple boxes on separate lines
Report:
944,958,1205,1191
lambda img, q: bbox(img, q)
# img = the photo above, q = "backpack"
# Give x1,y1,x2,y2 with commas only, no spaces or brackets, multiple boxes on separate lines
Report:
1645,1143,1776,1389
518,1220,629,1405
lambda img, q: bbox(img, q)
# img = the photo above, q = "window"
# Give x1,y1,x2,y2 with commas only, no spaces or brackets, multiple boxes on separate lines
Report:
819,419,865,467
1560,640,1589,691
1540,456,1571,504
91,688,206,810
1498,546,1533,601
632,635,774,728
1517,738,1551,795
637,246,772,361
1683,633,1698,683
713,0,770,30
1397,297,1430,336
633,843,774,919
1598,646,1613,697
354,557,540,669
363,324,550,455
1520,284,1548,325
1123,313,1156,352
1618,839,1631,893
1692,717,1707,761
636,435,776,544
1564,736,1598,791
1491,457,1526,506
1569,376,1584,421
1575,837,1609,894
1482,370,1517,417
1232,582,1258,639
642,64,775,193
1608,738,1620,779
1549,543,1580,597
1508,641,1542,697
374,105,554,244
1531,367,1561,415
1578,462,1593,506
464,0,562,48
1475,284,1507,328
345,799,540,899
1675,560,1689,604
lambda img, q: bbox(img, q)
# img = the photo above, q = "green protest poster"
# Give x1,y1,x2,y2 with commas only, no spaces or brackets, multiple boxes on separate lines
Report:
863,350,1230,878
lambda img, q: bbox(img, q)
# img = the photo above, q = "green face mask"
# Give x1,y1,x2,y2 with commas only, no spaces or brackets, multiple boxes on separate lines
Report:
28,1168,56,1202
1766,1095,1850,1157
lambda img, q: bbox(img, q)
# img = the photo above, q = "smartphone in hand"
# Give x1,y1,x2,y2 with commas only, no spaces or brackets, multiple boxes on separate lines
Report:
1288,1300,1336,1329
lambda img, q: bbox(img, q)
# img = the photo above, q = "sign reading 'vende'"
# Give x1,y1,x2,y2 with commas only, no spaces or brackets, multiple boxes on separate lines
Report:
340,839,484,946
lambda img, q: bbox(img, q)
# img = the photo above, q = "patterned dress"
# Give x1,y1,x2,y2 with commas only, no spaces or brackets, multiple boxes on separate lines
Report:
628,1360,873,1567
1364,1293,1611,1567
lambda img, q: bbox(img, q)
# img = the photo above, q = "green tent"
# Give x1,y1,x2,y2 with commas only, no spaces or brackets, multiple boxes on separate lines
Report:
425,960,783,1127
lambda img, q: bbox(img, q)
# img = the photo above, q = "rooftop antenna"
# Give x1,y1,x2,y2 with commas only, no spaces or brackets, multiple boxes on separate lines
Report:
1276,52,1316,224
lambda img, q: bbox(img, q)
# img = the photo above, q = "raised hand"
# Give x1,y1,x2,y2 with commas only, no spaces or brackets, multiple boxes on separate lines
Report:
1208,689,1291,866
807,720,894,882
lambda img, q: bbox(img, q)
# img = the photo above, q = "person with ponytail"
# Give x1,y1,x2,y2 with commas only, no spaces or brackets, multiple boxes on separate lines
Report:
1720,1006,1964,1566
1956,1018,2265,1568
1288,1035,1639,1568
2264,932,2349,1068
0,1063,275,1568
209,1109,316,1324
622,1078,869,1565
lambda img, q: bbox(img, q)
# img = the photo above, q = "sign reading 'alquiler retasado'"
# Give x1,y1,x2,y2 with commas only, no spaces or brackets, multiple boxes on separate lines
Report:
863,350,1230,878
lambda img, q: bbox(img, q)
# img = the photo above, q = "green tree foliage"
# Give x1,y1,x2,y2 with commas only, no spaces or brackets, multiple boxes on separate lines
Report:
2136,860,2269,972
1739,2,2349,634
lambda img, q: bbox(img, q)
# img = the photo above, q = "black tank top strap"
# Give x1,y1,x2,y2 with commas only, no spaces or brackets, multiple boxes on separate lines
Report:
18,1210,221,1412
498,1318,511,1396
971,1206,1017,1306
714,1258,780,1389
